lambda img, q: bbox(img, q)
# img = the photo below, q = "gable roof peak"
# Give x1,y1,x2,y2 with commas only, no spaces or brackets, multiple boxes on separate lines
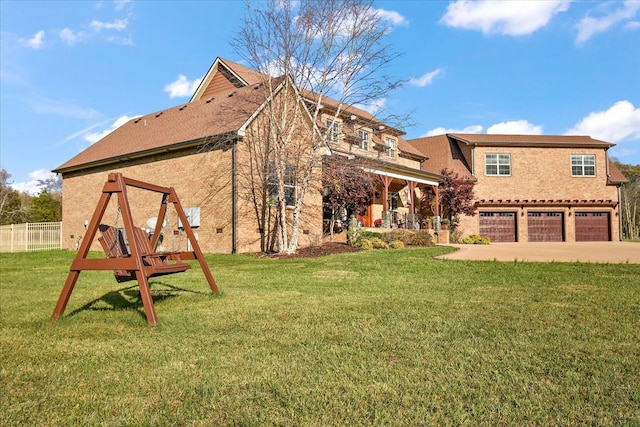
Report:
190,57,271,102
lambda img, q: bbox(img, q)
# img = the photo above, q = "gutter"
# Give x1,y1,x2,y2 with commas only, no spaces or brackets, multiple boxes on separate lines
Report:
53,133,239,175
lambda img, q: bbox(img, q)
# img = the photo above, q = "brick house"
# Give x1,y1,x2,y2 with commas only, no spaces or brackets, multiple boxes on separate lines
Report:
54,57,440,253
406,133,627,242
54,58,626,250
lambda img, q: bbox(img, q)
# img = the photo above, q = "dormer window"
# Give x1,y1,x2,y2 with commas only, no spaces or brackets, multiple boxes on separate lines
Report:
358,130,369,151
326,119,339,143
385,137,396,158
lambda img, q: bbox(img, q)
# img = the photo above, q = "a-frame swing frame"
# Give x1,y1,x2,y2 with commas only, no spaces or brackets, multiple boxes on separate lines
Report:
51,172,219,326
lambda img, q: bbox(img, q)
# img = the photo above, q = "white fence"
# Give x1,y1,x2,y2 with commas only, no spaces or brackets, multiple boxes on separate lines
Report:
0,222,62,253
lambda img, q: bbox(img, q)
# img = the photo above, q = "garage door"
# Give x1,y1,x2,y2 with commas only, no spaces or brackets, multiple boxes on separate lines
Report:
528,212,563,242
575,212,610,241
479,212,516,242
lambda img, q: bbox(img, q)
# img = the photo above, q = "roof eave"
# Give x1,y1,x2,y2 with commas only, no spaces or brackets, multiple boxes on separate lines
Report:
53,133,239,175
448,134,614,149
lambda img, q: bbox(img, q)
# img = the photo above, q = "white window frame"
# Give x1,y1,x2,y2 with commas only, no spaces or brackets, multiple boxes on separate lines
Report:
358,129,369,151
385,137,396,158
485,153,511,176
571,154,596,177
326,119,339,143
268,164,297,207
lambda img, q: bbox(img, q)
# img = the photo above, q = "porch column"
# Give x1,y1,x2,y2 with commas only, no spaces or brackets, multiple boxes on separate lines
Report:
433,185,440,217
379,175,393,228
405,180,417,214
379,175,392,211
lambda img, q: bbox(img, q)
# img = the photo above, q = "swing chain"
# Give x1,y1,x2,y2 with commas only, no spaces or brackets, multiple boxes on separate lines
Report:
106,202,123,257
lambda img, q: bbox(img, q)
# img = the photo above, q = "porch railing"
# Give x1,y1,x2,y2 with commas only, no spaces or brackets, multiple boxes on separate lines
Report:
0,222,62,253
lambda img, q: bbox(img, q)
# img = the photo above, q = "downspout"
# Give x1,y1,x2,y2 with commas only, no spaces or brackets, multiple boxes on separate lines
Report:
471,144,476,176
606,147,623,241
618,185,623,241
231,140,237,254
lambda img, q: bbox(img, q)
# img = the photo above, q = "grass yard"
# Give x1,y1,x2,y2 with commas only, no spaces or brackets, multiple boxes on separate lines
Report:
1,247,639,426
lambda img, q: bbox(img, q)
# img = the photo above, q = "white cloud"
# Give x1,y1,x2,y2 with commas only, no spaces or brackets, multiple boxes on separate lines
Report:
374,8,409,27
408,68,442,87
114,0,132,11
83,114,140,144
441,0,570,36
90,18,128,32
423,125,483,137
10,169,57,195
626,21,640,30
565,100,640,142
164,75,203,98
487,120,543,135
355,98,386,115
19,30,45,49
28,97,100,119
105,35,134,46
59,28,85,45
576,1,640,44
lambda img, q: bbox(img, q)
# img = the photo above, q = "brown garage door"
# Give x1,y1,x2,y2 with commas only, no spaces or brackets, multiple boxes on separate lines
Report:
575,212,610,241
479,212,516,242
528,212,563,242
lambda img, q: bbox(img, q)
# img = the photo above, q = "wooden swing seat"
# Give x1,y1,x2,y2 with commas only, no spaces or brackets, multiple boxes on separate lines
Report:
98,224,191,283
51,172,218,326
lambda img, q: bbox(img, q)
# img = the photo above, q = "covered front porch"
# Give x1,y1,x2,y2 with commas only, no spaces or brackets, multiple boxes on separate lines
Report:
361,165,441,230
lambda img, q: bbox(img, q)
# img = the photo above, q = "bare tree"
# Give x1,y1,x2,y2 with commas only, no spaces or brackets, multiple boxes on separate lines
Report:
615,162,640,240
232,0,402,254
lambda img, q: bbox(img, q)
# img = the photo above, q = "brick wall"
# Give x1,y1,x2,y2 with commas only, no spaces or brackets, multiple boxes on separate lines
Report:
454,146,621,242
61,147,235,253
472,146,617,201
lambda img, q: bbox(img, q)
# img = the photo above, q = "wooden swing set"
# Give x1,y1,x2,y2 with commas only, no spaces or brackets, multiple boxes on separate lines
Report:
51,172,218,326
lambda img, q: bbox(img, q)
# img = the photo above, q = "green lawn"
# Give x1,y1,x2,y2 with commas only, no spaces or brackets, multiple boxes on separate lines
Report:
1,248,639,426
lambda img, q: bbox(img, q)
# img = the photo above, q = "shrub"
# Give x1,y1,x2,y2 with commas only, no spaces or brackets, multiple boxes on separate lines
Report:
382,230,411,245
460,234,491,245
409,230,434,247
389,240,405,249
358,238,374,250
370,238,389,249
352,230,384,248
360,231,384,240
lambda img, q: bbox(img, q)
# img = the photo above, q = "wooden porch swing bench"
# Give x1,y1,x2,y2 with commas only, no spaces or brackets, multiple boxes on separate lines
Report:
97,224,191,283
51,173,218,326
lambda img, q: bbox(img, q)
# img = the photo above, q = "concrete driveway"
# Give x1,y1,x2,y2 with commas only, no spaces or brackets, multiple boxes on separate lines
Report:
436,241,640,264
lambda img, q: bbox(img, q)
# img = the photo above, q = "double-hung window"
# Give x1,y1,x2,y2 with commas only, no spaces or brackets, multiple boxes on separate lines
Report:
358,130,369,151
268,164,296,207
485,153,511,176
385,137,396,158
571,154,595,176
326,120,339,143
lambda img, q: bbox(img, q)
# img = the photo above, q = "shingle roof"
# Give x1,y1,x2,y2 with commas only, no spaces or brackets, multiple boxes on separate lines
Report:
54,84,267,173
607,159,628,184
407,133,626,186
216,58,272,86
396,137,427,160
219,57,405,135
404,134,473,177
448,133,615,148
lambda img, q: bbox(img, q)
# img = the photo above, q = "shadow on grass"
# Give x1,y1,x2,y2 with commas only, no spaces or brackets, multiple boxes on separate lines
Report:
65,282,210,321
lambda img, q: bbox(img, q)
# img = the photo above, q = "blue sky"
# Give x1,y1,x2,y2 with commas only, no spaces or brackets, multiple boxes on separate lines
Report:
1,0,639,194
